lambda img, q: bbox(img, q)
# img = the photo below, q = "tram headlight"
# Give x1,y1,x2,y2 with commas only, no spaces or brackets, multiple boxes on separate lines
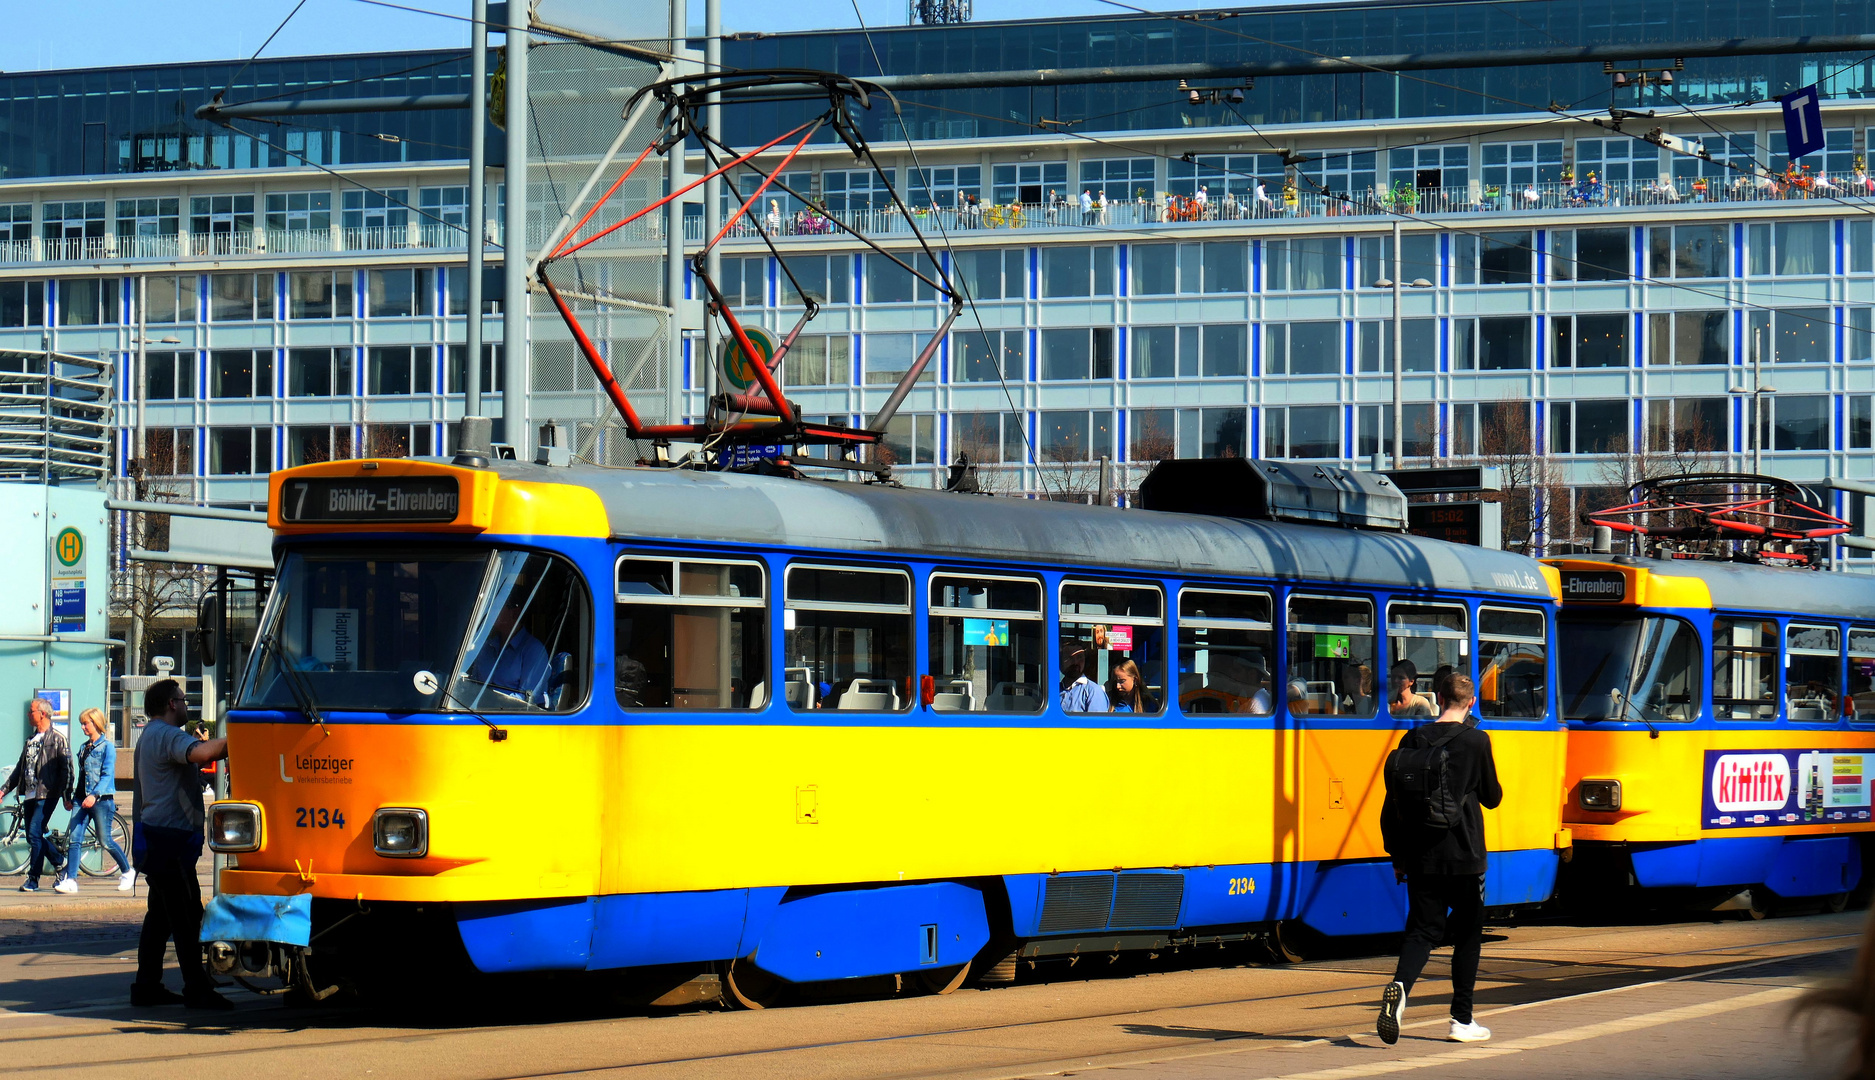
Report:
373,808,428,858
207,803,262,853
1578,779,1623,812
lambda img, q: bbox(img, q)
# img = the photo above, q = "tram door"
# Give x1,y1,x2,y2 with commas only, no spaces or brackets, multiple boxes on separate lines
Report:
1288,594,1386,865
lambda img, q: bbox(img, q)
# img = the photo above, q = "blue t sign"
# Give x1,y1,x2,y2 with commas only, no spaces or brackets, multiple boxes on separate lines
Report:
1781,84,1824,161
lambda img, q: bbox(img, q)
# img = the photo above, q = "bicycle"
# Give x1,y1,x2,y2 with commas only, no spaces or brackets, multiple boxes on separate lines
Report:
0,801,131,877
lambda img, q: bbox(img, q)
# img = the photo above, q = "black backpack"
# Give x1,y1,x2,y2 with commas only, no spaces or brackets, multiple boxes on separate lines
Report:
1385,723,1465,828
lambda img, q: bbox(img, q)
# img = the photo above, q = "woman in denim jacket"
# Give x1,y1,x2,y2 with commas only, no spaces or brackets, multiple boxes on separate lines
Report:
55,708,133,893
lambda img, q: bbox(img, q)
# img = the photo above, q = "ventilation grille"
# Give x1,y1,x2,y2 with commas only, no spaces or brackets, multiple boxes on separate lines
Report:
1038,875,1116,933
1110,873,1185,928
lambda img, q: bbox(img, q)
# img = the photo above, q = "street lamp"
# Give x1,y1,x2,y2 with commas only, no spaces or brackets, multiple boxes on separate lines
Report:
1372,219,1436,469
1729,325,1775,475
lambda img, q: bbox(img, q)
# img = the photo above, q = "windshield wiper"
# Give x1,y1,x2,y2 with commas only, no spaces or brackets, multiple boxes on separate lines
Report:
437,677,508,742
259,632,329,736
1619,696,1663,740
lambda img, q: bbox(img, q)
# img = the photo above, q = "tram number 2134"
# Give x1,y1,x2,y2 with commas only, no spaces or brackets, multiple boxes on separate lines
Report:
295,807,346,829
1226,877,1257,896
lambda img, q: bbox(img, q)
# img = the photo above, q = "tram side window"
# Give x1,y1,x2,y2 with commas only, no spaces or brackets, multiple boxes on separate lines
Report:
1286,595,1377,717
928,574,1046,713
1850,628,1875,723
453,551,593,713
1177,589,1274,715
1714,617,1779,720
1478,606,1548,720
613,557,767,710
786,565,913,711
1785,623,1841,722
1387,602,1468,715
1060,581,1165,714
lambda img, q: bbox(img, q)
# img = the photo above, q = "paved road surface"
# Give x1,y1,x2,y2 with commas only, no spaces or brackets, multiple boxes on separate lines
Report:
0,907,1859,1080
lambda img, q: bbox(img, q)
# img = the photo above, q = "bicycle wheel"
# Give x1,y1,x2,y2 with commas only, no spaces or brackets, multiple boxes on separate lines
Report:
0,807,27,876
79,814,130,877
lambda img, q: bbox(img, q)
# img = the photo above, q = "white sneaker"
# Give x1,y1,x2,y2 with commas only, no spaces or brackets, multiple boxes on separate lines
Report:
1377,981,1406,1045
1448,1019,1491,1043
118,871,136,892
52,878,77,895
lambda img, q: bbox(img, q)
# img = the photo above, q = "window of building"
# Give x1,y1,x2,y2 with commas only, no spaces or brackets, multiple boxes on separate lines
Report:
366,346,431,396
1454,231,1533,285
1786,624,1841,721
1059,580,1165,714
730,170,811,221
778,253,852,306
1079,158,1154,204
863,332,935,386
1551,313,1628,368
209,426,271,475
1550,228,1630,281
288,270,353,319
1852,220,1874,276
1358,318,1438,373
1388,144,1469,190
783,334,849,387
1451,401,1532,457
288,348,352,397
1285,594,1377,717
145,275,197,323
1356,403,1437,460
1478,606,1547,720
907,164,980,209
142,427,195,476
0,204,30,244
209,349,271,398
953,248,1023,301
143,352,194,401
785,564,912,712
1760,394,1830,451
1265,237,1339,291
446,344,504,394
1168,153,1283,199
1647,311,1728,365
1450,316,1532,371
1550,400,1628,454
418,186,468,238
43,200,105,245
1264,404,1340,459
928,574,1045,713
823,167,898,212
1745,308,1831,364
1574,137,1659,183
614,556,767,710
1769,128,1856,176
1265,321,1340,375
1645,398,1727,455
286,424,354,467
1132,324,1244,378
0,281,44,327
1669,132,1748,181
209,273,272,322
1748,220,1832,276
1853,396,1874,451
445,266,499,316
115,197,179,240
1178,589,1274,715
1298,150,1377,196
1039,410,1115,461
879,414,937,467
188,194,254,245
1356,233,1439,289
952,411,1024,465
1481,140,1563,189
1040,245,1115,298
1129,241,1246,295
56,278,119,326
1650,224,1729,279
265,192,332,232
715,255,768,307
366,268,437,318
953,328,1023,383
1714,617,1778,720
341,188,409,236
865,252,940,304
1040,327,1115,380
1130,407,1246,460
362,423,434,458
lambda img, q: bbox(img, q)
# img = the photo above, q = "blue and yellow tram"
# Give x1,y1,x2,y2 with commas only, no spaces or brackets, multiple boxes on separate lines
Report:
1547,555,1875,909
204,457,1568,1000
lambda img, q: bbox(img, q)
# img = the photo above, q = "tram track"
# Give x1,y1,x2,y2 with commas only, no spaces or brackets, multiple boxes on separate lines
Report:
0,915,1856,1079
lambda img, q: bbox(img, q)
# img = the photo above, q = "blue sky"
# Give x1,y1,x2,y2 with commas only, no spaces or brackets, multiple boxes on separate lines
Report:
0,0,1133,73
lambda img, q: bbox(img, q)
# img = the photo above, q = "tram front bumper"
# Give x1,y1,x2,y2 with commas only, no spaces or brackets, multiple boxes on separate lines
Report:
201,892,312,978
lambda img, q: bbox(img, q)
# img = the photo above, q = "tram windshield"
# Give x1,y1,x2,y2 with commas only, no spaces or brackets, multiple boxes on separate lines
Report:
241,546,591,714
1557,613,1701,723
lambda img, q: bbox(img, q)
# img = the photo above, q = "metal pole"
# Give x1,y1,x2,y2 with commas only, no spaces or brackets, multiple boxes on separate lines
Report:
1753,325,1764,475
465,0,488,420
129,274,147,679
703,0,722,415
1391,218,1403,470
667,0,692,431
501,1,529,454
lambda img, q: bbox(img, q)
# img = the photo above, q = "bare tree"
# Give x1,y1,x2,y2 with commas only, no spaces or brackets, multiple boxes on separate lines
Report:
1121,412,1178,504
1469,397,1564,555
117,429,210,677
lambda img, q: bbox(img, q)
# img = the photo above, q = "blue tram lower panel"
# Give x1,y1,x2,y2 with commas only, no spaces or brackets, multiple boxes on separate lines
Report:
1619,835,1863,896
451,850,1563,975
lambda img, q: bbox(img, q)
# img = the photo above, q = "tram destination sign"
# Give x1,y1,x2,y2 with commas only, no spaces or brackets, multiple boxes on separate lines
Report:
280,476,461,524
1560,570,1627,602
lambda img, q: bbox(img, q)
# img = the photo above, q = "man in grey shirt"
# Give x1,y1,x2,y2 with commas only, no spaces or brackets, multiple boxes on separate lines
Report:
131,679,230,1010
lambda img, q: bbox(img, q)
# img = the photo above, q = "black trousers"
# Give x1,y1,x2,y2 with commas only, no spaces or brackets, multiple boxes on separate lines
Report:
136,827,209,992
1392,872,1486,1025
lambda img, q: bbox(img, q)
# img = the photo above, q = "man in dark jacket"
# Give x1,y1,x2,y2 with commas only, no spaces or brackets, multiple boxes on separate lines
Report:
2,697,73,892
1377,673,1502,1045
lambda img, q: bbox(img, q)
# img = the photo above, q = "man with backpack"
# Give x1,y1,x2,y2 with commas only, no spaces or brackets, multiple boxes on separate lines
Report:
1376,673,1502,1045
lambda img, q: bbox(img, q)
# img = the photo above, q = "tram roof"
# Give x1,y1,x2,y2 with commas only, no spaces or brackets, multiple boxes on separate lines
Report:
519,463,1554,599
1557,554,1875,620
